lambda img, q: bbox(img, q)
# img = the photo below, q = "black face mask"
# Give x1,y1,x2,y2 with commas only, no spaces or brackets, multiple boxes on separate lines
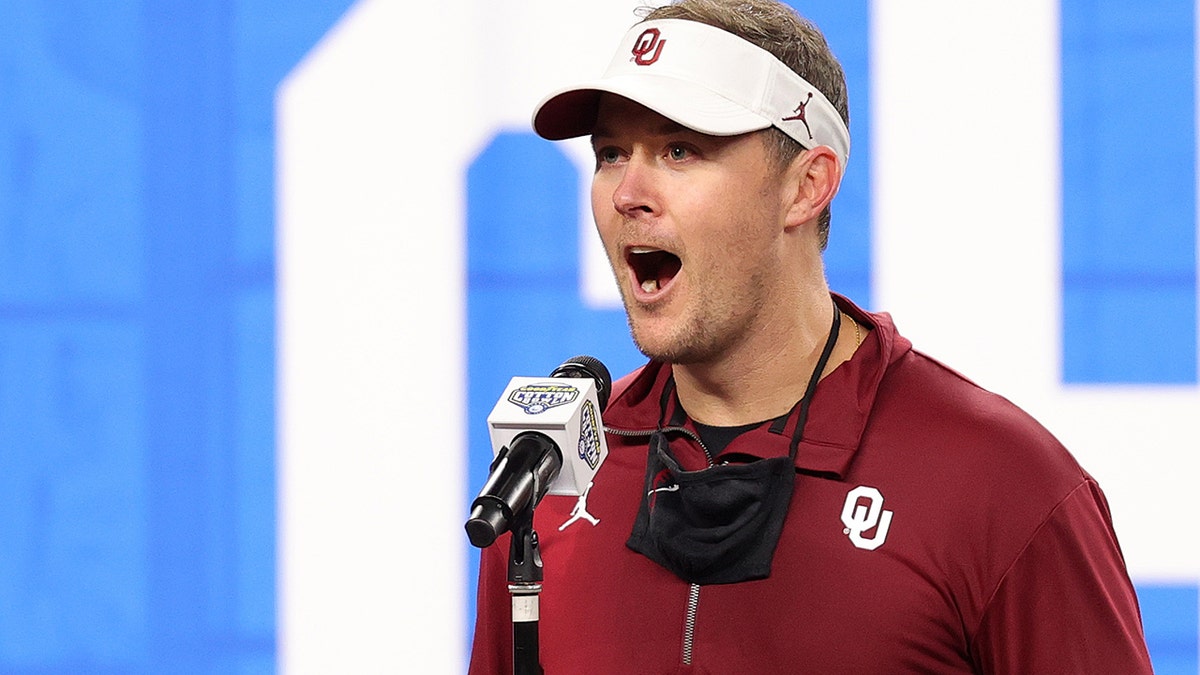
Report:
626,305,842,585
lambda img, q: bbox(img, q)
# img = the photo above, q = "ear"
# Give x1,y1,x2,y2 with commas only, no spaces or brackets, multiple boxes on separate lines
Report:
782,146,842,231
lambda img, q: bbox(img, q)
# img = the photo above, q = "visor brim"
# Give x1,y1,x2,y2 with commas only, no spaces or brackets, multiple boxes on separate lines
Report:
533,75,774,141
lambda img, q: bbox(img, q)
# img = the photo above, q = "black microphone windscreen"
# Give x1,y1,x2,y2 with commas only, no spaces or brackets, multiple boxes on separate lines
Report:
550,355,612,411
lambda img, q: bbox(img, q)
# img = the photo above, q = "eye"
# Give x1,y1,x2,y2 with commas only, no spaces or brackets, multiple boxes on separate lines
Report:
667,144,691,161
596,146,622,165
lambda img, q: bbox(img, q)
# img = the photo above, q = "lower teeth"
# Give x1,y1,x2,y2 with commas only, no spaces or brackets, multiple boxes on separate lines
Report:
641,279,658,293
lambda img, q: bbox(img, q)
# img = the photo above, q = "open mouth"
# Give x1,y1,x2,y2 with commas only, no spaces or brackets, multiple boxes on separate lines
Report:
626,246,682,295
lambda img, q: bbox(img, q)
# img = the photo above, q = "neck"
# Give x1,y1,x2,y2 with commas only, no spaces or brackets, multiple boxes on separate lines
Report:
672,290,861,427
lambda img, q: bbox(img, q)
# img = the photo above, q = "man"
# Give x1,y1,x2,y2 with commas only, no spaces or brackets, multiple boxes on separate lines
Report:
469,1,1153,672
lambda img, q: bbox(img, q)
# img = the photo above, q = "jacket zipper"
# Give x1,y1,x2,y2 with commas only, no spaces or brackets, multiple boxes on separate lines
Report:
682,583,701,665
605,425,714,464
605,424,713,666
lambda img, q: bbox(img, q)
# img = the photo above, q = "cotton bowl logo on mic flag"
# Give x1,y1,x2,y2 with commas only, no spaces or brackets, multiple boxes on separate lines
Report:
578,400,602,470
508,382,580,414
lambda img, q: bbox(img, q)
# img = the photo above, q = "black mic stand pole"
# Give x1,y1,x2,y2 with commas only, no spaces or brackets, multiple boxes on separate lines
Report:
508,505,544,675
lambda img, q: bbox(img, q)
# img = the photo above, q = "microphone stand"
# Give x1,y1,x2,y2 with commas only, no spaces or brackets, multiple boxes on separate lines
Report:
507,506,544,675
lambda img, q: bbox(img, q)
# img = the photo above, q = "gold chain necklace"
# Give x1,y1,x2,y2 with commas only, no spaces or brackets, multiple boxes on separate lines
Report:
846,314,861,347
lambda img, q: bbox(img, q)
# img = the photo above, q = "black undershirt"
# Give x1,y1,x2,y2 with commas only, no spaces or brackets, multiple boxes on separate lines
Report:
692,419,770,457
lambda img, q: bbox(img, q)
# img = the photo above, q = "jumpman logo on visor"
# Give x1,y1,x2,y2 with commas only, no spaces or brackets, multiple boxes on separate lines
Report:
781,92,815,140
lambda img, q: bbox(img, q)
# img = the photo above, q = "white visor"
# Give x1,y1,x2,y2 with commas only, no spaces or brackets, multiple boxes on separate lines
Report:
533,19,850,171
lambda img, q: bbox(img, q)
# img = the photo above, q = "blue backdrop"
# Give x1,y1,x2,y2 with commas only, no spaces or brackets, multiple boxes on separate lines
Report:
0,1,352,671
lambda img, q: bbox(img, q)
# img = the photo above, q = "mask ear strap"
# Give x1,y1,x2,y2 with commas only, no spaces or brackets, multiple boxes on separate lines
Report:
789,302,841,460
657,373,680,429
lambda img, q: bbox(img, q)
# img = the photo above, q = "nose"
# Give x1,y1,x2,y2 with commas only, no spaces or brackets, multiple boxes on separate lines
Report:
611,153,659,218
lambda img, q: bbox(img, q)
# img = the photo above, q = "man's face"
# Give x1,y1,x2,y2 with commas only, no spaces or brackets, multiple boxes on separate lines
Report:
590,94,797,365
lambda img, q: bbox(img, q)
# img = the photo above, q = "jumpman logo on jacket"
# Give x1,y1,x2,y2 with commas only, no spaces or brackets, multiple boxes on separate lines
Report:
559,481,600,531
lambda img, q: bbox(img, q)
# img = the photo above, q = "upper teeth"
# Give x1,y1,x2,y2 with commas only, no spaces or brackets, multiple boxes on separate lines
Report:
630,246,658,254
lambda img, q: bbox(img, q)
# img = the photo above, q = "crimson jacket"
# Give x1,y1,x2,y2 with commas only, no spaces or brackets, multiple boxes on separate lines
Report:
469,295,1152,674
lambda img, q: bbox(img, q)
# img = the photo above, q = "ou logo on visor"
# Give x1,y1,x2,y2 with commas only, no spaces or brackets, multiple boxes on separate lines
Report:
632,28,666,65
841,486,894,551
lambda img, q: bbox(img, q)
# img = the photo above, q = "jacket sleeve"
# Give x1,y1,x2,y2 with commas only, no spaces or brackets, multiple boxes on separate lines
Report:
468,533,514,675
969,479,1153,673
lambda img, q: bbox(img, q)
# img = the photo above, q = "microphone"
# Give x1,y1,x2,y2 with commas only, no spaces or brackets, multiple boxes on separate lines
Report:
465,356,612,548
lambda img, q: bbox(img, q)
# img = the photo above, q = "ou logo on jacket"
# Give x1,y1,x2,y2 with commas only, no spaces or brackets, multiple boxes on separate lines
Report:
841,485,894,551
